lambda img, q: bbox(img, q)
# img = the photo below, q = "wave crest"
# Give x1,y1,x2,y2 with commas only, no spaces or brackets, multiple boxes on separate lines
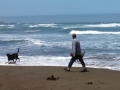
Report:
70,30,120,35
85,23,120,28
29,23,57,28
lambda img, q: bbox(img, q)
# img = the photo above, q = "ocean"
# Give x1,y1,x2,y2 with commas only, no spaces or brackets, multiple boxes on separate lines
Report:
0,15,120,71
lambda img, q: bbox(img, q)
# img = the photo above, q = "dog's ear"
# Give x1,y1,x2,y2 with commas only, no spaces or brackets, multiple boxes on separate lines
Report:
6,53,10,56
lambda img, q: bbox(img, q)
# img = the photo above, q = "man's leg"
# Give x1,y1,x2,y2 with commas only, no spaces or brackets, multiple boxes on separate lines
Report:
68,56,76,68
78,55,87,72
64,56,77,71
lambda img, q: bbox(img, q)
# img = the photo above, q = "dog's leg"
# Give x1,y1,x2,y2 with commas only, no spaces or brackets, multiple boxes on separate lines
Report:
18,58,20,62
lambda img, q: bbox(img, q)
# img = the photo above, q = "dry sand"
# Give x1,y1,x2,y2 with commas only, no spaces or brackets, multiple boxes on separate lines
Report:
0,66,120,90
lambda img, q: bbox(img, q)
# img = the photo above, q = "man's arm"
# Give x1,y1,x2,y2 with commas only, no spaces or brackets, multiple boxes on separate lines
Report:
72,40,76,56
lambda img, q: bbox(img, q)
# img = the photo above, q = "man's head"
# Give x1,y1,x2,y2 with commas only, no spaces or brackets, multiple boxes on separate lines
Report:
72,33,76,39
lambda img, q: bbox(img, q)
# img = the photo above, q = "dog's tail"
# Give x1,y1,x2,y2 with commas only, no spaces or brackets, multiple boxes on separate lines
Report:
17,48,19,54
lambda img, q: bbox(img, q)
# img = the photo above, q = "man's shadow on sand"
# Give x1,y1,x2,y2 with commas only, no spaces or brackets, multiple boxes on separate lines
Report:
70,70,89,72
64,68,89,72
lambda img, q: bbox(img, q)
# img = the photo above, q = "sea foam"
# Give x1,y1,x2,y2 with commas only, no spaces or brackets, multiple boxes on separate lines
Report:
85,23,120,28
70,30,120,34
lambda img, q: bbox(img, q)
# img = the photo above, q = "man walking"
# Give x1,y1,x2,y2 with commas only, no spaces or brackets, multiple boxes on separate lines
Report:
64,34,87,72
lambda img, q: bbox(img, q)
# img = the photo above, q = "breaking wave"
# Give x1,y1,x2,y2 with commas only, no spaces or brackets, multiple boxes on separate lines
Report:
29,23,57,28
84,23,120,28
70,30,120,34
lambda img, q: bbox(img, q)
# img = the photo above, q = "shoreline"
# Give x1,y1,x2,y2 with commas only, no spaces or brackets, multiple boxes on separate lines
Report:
0,66,120,90
1,64,120,72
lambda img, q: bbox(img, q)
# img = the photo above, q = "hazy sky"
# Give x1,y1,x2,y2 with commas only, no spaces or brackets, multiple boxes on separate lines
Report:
0,0,120,16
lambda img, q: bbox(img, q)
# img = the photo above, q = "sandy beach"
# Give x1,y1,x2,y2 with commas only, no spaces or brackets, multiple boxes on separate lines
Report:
0,66,120,90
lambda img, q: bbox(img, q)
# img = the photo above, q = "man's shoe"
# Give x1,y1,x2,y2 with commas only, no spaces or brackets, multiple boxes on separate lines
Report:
81,69,87,72
64,68,70,71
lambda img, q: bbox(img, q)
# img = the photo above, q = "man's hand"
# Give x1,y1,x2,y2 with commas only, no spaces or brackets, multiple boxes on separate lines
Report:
70,53,75,57
70,53,73,56
73,53,75,57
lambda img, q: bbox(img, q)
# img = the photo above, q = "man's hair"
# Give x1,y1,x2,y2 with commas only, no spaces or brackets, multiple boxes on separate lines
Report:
72,33,76,38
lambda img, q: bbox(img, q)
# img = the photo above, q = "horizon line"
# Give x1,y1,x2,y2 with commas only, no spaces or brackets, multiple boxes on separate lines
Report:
0,13,120,17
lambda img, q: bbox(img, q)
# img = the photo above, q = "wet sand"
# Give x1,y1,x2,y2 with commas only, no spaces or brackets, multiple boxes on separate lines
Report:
0,66,120,90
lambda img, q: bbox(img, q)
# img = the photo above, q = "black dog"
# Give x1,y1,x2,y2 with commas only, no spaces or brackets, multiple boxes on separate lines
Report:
6,48,20,63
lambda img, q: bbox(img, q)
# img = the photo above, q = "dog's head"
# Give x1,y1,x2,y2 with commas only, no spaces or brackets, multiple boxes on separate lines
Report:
6,53,10,56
